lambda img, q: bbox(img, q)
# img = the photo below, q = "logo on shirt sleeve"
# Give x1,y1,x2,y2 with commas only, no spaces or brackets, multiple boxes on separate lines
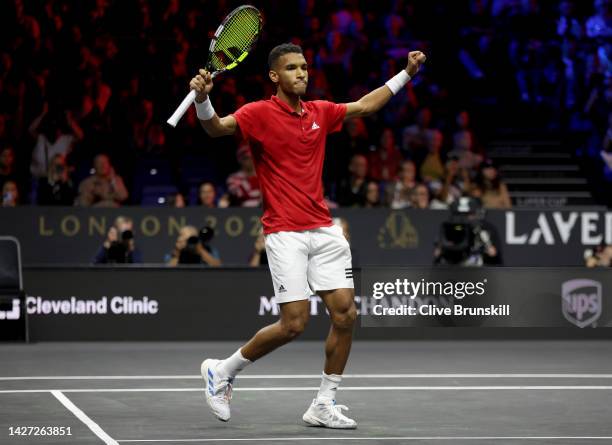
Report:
311,121,320,130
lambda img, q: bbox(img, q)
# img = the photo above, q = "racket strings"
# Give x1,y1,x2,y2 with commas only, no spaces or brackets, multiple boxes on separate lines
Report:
210,7,261,71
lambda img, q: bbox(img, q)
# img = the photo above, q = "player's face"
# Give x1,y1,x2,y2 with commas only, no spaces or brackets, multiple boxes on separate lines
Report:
270,53,308,96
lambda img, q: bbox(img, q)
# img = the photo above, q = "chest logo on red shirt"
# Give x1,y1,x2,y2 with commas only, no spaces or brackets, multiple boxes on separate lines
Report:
311,121,320,130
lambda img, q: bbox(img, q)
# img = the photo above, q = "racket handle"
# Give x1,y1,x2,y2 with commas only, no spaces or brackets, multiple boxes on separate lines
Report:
167,90,197,127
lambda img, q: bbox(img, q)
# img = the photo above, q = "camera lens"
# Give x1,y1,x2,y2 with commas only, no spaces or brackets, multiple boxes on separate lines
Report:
199,226,214,244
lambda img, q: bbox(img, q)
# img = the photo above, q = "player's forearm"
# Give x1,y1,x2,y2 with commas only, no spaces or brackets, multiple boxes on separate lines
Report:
347,69,412,119
357,85,394,116
199,113,226,138
196,97,234,137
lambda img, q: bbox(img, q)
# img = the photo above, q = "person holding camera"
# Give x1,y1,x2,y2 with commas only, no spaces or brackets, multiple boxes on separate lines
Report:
433,197,501,266
93,216,142,264
37,153,76,205
249,229,268,267
167,225,222,266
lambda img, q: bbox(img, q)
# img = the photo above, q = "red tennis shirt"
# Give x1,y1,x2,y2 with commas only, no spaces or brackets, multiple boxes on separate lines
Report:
232,95,347,234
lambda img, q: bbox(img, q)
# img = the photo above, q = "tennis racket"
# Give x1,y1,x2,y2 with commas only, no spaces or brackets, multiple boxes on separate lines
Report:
167,5,263,127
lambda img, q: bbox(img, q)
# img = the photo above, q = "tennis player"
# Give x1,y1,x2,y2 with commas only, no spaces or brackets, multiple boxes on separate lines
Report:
191,43,426,428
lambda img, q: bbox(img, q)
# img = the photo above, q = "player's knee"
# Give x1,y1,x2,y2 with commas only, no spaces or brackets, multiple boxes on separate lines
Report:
280,316,308,339
331,303,357,330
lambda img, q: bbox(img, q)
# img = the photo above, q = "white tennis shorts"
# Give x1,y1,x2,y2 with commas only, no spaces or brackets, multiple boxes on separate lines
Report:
265,225,354,304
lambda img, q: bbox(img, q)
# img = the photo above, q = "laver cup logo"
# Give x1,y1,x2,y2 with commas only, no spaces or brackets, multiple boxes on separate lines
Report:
561,279,602,328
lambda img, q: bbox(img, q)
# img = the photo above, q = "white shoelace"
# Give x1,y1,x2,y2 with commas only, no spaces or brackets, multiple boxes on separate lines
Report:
325,401,353,425
210,374,233,403
215,377,233,402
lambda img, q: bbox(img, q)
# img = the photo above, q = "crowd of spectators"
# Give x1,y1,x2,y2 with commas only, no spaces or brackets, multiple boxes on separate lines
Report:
1,0,610,210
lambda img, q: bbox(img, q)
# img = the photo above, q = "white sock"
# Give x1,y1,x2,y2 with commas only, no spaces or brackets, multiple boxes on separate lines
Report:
316,372,342,402
218,349,251,379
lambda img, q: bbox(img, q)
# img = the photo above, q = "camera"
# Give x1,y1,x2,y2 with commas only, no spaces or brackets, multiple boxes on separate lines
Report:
106,230,135,263
434,197,495,266
178,226,216,264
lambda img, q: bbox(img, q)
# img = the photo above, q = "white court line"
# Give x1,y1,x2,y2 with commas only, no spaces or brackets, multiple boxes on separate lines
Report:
51,390,118,445
117,437,612,443
4,385,612,394
2,373,612,380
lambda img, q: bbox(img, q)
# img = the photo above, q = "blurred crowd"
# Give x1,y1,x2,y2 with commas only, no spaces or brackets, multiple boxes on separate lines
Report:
1,0,611,210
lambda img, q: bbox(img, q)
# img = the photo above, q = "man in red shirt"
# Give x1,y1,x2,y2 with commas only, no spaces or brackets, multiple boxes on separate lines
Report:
191,43,426,428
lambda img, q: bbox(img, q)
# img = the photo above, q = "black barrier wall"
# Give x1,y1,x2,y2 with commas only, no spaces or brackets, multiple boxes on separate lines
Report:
10,266,611,341
1,208,611,266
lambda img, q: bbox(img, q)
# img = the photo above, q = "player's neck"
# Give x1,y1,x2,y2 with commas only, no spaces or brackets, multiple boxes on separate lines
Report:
276,89,302,114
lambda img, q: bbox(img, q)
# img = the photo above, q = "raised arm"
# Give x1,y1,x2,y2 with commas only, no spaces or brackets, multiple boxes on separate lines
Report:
190,69,237,138
345,51,426,120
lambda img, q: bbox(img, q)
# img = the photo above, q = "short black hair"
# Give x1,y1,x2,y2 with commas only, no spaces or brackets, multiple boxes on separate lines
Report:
268,43,303,69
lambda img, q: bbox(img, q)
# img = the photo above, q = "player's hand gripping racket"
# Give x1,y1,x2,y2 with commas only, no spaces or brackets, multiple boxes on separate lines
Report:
167,5,263,127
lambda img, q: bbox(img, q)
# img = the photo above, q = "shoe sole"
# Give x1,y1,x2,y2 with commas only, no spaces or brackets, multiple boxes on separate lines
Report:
201,359,230,422
302,412,357,429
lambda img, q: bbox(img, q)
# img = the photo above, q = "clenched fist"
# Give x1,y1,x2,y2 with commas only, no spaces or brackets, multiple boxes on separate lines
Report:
405,51,427,77
190,69,214,103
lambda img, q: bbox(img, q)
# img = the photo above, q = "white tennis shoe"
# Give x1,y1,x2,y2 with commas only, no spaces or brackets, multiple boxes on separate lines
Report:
201,359,233,422
302,398,357,429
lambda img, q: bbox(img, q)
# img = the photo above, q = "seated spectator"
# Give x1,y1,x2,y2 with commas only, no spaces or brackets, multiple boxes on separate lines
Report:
367,128,402,182
197,182,230,208
337,154,368,207
37,154,76,205
410,183,431,209
29,105,83,178
365,180,382,208
474,159,512,209
249,228,267,267
226,144,261,207
386,160,419,209
166,192,186,208
93,216,142,264
428,181,450,209
0,146,16,185
448,121,483,171
1,180,19,207
401,108,442,165
132,99,166,154
441,156,471,204
420,131,446,182
345,118,369,153
198,181,218,208
76,154,128,207
325,117,369,185
167,225,222,267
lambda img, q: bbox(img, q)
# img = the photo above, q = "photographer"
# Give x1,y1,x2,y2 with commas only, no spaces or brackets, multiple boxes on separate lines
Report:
37,153,76,205
249,228,267,267
93,216,142,264
167,225,222,267
434,196,501,266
